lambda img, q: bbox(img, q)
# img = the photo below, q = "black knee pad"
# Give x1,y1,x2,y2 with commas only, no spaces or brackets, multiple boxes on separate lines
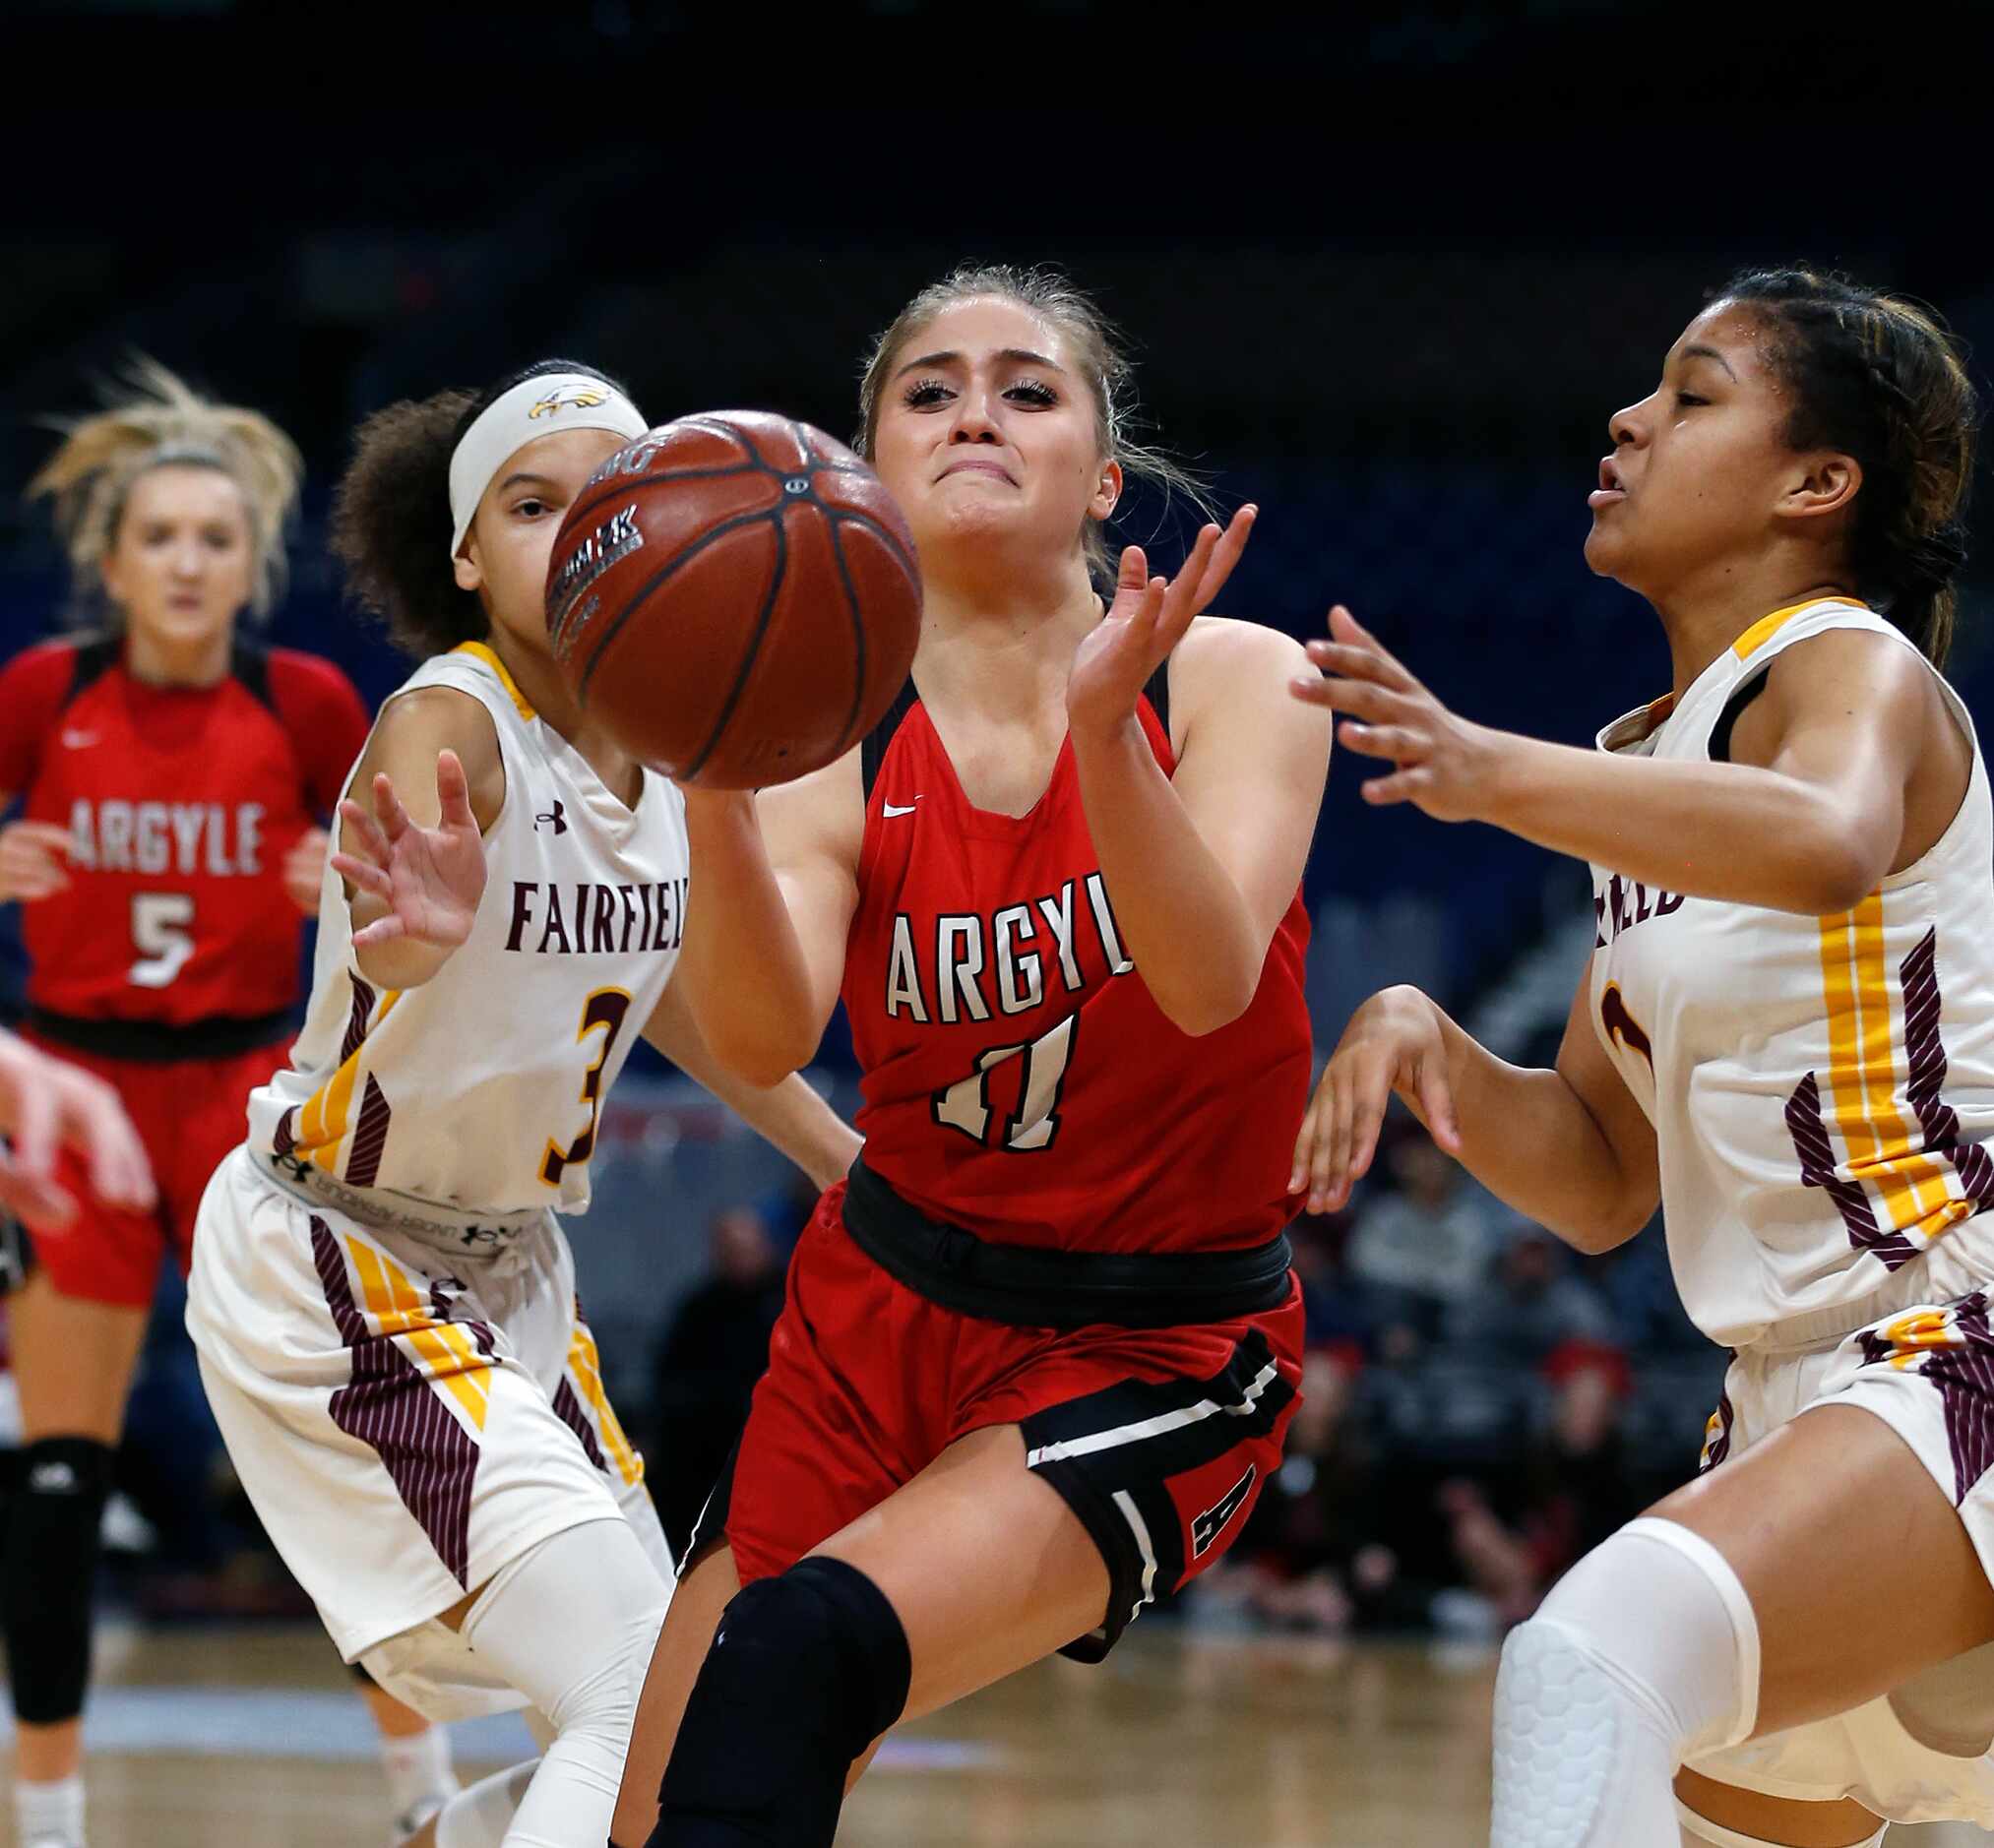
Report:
2,1437,114,1725
652,1555,911,1848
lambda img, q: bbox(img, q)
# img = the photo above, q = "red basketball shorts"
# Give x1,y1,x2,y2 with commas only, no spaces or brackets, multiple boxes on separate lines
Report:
19,1032,287,1308
696,1180,1304,1660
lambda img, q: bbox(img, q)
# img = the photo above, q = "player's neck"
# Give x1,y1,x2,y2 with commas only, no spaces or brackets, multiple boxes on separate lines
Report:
916,564,1100,724
1650,556,1853,701
122,622,231,689
481,630,645,808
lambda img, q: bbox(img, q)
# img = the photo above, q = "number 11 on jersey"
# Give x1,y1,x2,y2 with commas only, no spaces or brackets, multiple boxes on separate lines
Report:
932,1014,1077,1152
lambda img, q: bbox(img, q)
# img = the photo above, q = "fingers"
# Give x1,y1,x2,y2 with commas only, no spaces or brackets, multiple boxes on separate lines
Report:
1315,607,1422,693
10,822,75,852
330,850,393,898
8,1055,57,1192
370,770,412,843
350,910,410,950
1336,721,1423,764
1289,1083,1324,1195
0,1158,78,1229
1191,505,1256,609
1340,1051,1397,1201
1289,674,1416,723
1115,544,1150,594
434,749,476,832
339,794,391,866
1358,767,1427,807
56,1072,155,1212
1416,1055,1462,1155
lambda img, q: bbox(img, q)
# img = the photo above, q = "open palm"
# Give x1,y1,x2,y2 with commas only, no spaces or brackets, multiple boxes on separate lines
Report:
332,750,487,951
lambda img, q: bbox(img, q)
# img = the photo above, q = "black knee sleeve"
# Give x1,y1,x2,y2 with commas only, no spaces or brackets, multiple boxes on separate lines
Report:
2,1437,114,1725
650,1556,911,1848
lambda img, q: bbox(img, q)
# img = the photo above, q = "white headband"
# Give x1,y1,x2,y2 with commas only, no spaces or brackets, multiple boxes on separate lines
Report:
448,372,649,558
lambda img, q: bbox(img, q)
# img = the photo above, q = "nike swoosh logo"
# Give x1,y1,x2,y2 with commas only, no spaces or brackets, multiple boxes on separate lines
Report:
882,800,919,818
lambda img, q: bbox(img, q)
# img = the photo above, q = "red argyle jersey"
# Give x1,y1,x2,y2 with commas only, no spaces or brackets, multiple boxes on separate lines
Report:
0,636,370,1025
844,688,1312,1255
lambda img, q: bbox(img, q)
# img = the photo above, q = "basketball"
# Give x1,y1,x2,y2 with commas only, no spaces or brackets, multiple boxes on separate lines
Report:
543,410,923,788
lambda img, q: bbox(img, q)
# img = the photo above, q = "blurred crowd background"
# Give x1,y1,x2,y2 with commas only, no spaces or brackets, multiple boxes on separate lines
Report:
1,0,1989,1646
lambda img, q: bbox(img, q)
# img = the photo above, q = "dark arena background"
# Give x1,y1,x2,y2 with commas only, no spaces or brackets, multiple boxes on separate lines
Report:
1,3,1991,1841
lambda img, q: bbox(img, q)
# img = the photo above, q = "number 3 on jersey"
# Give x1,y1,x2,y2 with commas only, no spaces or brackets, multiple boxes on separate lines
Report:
542,987,633,1185
933,1014,1077,1151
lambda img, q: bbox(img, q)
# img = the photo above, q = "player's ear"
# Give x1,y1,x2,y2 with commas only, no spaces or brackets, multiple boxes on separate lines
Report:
1778,450,1861,525
453,535,483,594
1090,458,1123,523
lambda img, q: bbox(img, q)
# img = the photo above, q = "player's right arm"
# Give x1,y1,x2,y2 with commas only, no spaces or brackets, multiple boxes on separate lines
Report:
1293,964,1658,1253
331,686,505,992
675,749,864,1086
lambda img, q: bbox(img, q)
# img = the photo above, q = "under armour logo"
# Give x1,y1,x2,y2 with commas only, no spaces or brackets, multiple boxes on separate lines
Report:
28,1461,79,1494
535,801,568,834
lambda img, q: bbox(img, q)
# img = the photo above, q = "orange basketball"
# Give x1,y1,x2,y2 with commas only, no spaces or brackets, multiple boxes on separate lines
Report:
545,411,923,788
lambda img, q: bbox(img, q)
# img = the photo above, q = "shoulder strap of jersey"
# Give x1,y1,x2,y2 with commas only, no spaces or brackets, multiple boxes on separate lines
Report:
58,633,120,711
1142,658,1170,740
229,635,276,715
860,679,921,802
859,657,1174,799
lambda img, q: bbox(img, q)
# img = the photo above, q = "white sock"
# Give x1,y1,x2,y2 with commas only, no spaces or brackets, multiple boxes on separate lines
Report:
434,1761,540,1848
16,1773,86,1848
383,1722,460,1823
1491,1517,1760,1848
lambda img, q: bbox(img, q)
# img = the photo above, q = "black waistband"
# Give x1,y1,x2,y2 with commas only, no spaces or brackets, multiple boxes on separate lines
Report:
839,1157,1294,1330
24,1007,291,1065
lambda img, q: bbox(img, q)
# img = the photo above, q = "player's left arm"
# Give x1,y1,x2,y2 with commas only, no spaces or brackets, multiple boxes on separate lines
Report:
1297,610,1948,915
640,979,861,1192
1070,515,1331,1036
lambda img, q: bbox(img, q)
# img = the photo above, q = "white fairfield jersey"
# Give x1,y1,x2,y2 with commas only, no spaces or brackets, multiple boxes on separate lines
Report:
1589,599,1994,1350
248,644,689,1216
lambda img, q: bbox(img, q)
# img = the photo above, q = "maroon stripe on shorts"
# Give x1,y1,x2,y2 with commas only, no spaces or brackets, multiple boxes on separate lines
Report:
551,1377,609,1475
310,1217,479,1586
272,1106,297,1158
344,1075,393,1190
1857,1289,1994,1504
1786,1071,1917,1269
1901,929,1994,1209
340,977,376,1065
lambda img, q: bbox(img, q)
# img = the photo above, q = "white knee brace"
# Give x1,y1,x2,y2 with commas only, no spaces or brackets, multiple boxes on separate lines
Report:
1491,1517,1762,1848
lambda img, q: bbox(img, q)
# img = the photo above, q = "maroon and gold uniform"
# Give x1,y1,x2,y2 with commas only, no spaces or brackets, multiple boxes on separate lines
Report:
0,634,369,1302
708,672,1311,1657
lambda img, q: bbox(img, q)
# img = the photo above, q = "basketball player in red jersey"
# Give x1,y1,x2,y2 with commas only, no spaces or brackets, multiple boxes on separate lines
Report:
611,267,1333,1847
0,363,452,1848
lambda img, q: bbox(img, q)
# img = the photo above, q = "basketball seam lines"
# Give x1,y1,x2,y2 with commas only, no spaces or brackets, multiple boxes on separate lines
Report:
681,508,789,782
574,502,782,706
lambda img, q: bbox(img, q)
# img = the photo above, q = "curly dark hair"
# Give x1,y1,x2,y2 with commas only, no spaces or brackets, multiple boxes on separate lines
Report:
330,358,630,659
1720,268,1978,666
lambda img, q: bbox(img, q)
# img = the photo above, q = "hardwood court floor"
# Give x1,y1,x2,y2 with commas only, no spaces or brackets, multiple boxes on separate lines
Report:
0,1620,1981,1845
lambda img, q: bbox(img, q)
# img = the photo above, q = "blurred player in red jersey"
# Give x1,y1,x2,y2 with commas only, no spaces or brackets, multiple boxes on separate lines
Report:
611,268,1333,1847
0,363,455,1848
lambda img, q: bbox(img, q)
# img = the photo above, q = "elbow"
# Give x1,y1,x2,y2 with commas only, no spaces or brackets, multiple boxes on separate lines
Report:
1560,1191,1656,1256
1803,848,1886,917
705,1021,812,1091
1157,966,1260,1039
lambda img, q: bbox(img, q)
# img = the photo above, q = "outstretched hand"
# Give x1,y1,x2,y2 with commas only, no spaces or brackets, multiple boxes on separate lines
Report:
332,749,487,951
0,1030,156,1228
1290,986,1462,1214
1290,605,1502,822
1067,507,1257,741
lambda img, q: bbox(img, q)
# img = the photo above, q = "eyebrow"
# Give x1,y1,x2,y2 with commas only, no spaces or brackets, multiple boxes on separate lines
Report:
1678,343,1739,381
892,346,1064,381
497,471,560,493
